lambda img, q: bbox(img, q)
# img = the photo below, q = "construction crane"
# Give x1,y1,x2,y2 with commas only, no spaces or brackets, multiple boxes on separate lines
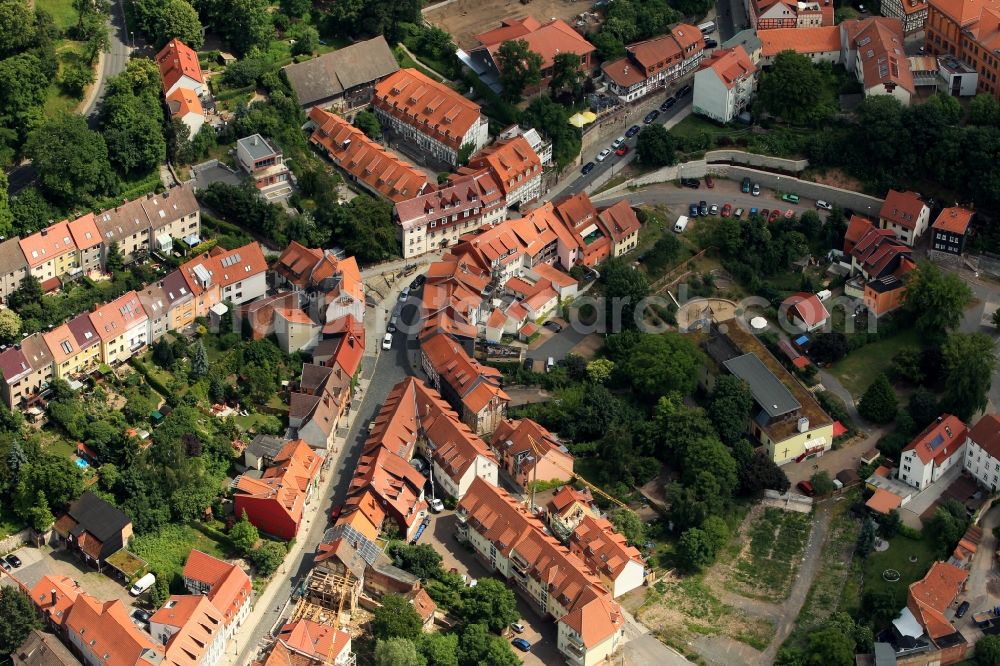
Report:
525,434,628,513
321,572,353,666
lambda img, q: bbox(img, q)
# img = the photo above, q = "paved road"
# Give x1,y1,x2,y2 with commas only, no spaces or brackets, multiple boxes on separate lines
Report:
962,503,1000,644
956,270,1000,413
82,0,132,123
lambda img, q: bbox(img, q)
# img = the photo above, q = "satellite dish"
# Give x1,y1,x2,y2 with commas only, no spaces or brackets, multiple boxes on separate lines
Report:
750,316,767,330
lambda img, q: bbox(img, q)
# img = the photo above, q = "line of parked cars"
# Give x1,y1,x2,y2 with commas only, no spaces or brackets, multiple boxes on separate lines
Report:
0,553,22,571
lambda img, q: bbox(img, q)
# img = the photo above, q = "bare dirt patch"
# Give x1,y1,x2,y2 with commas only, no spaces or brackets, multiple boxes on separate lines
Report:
803,168,866,193
424,0,596,50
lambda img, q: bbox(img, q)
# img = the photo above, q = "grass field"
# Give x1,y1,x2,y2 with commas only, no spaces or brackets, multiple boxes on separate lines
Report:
726,507,812,602
36,0,79,32
131,523,234,582
42,40,90,117
669,114,752,144
862,532,936,599
0,505,26,539
830,329,921,397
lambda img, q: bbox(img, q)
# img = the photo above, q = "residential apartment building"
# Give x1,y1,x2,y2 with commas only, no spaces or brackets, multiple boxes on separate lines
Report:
899,414,967,490
842,18,915,105
602,26,705,102
546,486,599,541
137,282,170,343
759,26,842,65
394,169,506,259
348,445,428,539
288,363,351,449
233,439,323,540
258,621,354,666
281,35,398,111
94,183,201,262
964,414,1000,491
372,68,489,166
466,136,543,208
498,125,554,166
181,550,253,639
0,238,28,304
568,516,646,598
928,205,973,263
693,46,757,123
150,596,226,666
156,39,205,138
89,291,148,366
53,492,133,570
925,0,1000,99
67,214,103,275
747,0,834,29
491,418,574,492
20,221,78,288
65,594,164,666
457,478,626,666
308,107,428,202
470,17,596,93
161,270,197,332
552,194,642,267
882,0,930,32
0,333,54,409
879,189,930,245
236,134,292,197
178,242,268,319
166,88,204,139
420,332,509,436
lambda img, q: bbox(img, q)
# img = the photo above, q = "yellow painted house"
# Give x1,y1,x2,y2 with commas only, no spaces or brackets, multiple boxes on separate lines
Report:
43,314,102,380
19,221,78,287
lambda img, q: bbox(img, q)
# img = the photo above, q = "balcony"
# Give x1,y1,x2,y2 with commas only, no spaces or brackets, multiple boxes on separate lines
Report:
510,551,529,570
561,640,586,665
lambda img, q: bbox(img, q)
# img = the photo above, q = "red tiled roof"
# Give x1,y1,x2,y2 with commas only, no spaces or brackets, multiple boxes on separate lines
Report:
475,18,595,70
932,206,973,235
546,486,594,515
156,39,204,92
902,414,967,466
569,515,644,581
308,107,427,202
278,619,351,663
781,292,829,328
65,594,162,666
182,550,252,627
421,332,509,415
880,189,926,229
373,68,482,151
866,487,902,514
907,561,967,639
67,213,102,251
30,575,81,627
969,414,1000,459
166,87,203,119
467,136,542,197
845,214,875,253
19,221,76,268
598,200,641,243
89,291,147,341
700,46,756,90
394,169,505,229
760,26,841,57
150,595,224,666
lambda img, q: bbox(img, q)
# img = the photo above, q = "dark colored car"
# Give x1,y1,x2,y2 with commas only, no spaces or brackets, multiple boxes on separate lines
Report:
581,162,596,175
956,601,971,618
741,177,751,193
330,504,343,521
409,275,425,290
681,177,700,189
797,480,816,497
522,357,533,371
543,321,563,333
660,97,676,111
768,209,781,223
5,554,21,568
689,203,699,217
132,609,151,625
704,174,714,188
705,39,718,48
643,110,660,124
699,200,709,216
511,638,532,652
625,124,641,138
677,84,692,96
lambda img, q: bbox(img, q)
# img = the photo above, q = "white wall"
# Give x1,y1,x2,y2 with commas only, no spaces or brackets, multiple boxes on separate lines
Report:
965,439,1000,491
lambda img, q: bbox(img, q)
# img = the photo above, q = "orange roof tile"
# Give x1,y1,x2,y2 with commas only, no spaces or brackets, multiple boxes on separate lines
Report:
19,221,76,268
235,440,322,529
907,561,967,639
182,550,252,627
848,19,915,95
67,213,102,251
421,332,509,415
970,414,1000,459
781,292,829,328
278,619,351,663
65,594,162,666
475,18,595,70
492,417,571,477
547,486,594,516
43,324,79,366
373,68,482,151
700,46,756,90
275,307,315,326
166,87,204,119
151,595,224,666
394,169,505,229
156,39,204,92
89,291,147,341
598,200,642,243
903,414,967,466
348,445,426,533
932,206,973,235
569,515,644,581
865,487,902,514
30,575,81,628
308,107,427,202
467,136,542,197
930,0,999,26
760,26,841,56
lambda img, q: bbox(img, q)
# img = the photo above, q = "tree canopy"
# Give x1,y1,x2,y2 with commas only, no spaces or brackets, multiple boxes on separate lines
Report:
942,332,997,421
636,124,677,167
496,39,542,103
903,261,973,339
26,115,116,208
858,374,898,424
372,593,424,641
758,51,836,125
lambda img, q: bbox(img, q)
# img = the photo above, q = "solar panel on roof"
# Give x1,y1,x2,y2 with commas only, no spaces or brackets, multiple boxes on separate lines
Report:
928,434,945,450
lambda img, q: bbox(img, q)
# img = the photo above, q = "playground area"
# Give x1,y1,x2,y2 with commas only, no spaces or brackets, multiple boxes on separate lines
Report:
676,297,739,332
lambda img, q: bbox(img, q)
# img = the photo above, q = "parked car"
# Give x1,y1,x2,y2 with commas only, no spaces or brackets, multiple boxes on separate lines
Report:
784,209,795,219
752,183,761,196
132,609,151,625
721,203,732,217
543,321,563,333
381,333,393,351
698,200,708,216
781,193,800,203
130,573,156,597
330,504,343,521
797,480,816,497
734,207,745,218
428,498,444,513
511,638,532,652
596,148,612,162
581,162,596,175
768,209,781,222
677,84,692,96
611,136,626,150
816,200,833,211
704,174,714,188
709,204,719,216
643,110,660,124
741,177,751,193
705,38,718,48
681,177,700,188
957,601,971,618
689,203,699,217
625,124,641,138
511,622,526,634
0,559,10,572
660,97,676,111
750,207,758,216
761,209,770,219
615,145,629,156
522,357,533,371
5,553,21,568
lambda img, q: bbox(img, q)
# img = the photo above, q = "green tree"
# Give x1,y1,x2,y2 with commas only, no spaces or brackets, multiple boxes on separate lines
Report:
0,171,13,237
249,540,286,576
289,23,318,56
0,53,51,144
101,73,166,177
388,542,443,580
926,498,969,556
375,638,426,666
0,587,42,657
456,623,519,666
810,331,849,364
521,95,581,168
280,0,310,18
970,94,1000,128
0,0,36,57
372,593,424,641
9,188,55,237
737,451,790,497
420,633,459,666
457,142,476,165
105,242,124,275
209,0,274,56
0,308,22,343
242,364,275,403
942,332,997,421
27,490,55,532
974,634,1000,666
856,517,877,558
26,115,115,208
353,110,382,140
702,515,729,553
993,308,1000,329
903,261,973,339
460,578,518,632
549,51,583,101
803,622,856,666
677,526,714,571
810,471,837,496
190,340,209,379
14,455,83,518
601,258,650,330
496,39,543,103
858,374,898,424
133,0,204,48
585,358,614,384
636,124,677,167
612,334,702,402
758,51,833,125
609,507,645,546
229,511,259,554
709,375,752,446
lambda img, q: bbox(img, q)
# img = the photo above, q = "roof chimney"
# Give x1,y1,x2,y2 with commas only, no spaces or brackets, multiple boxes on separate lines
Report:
51,590,57,605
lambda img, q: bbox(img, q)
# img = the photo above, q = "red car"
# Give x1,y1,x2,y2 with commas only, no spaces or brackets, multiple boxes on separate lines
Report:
784,209,795,219
704,174,715,188
760,209,770,219
615,145,629,156
720,203,732,218
768,209,781,223
797,481,816,497
330,504,343,521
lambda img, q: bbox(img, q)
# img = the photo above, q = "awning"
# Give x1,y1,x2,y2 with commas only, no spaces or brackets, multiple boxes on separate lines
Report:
832,421,848,437
41,277,61,293
184,234,201,246
568,111,597,127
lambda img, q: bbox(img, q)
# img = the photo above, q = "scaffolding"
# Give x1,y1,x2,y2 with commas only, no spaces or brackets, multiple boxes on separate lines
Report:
305,570,359,615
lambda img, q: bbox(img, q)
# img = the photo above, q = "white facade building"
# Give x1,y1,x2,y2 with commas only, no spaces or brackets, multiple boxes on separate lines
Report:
693,46,758,123
964,414,1000,492
898,415,967,490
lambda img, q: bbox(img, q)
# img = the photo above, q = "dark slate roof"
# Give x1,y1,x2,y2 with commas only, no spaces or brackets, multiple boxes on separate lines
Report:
247,434,286,460
66,492,131,542
282,36,399,107
723,352,801,418
0,237,28,272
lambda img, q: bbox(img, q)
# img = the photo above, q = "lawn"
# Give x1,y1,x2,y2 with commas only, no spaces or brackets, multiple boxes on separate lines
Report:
42,40,90,118
131,523,234,583
0,505,26,539
36,0,79,32
725,507,812,602
830,328,921,398
670,114,752,145
862,532,937,600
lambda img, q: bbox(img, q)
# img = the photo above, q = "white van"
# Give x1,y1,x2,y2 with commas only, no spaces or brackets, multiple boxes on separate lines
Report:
129,572,156,596
546,357,555,372
698,21,716,34
674,215,690,233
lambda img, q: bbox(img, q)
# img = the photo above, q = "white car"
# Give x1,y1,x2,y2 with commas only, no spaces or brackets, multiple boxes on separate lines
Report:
611,136,626,150
596,148,612,162
816,200,833,211
429,498,444,513
381,333,393,350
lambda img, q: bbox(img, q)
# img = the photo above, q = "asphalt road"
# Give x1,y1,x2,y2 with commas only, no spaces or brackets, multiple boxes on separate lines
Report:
82,0,132,123
546,93,694,202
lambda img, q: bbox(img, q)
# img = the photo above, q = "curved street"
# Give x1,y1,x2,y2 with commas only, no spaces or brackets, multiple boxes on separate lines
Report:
82,0,132,123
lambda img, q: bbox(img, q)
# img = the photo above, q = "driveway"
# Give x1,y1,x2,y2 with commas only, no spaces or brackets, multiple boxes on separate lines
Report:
898,463,963,528
1,544,138,609
960,503,1000,645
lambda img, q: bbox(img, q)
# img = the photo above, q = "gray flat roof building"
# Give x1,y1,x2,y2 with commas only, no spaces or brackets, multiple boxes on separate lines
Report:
723,352,801,419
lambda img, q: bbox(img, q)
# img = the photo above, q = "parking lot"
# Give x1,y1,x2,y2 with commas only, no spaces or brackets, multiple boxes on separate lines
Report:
423,512,563,665
0,544,141,615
